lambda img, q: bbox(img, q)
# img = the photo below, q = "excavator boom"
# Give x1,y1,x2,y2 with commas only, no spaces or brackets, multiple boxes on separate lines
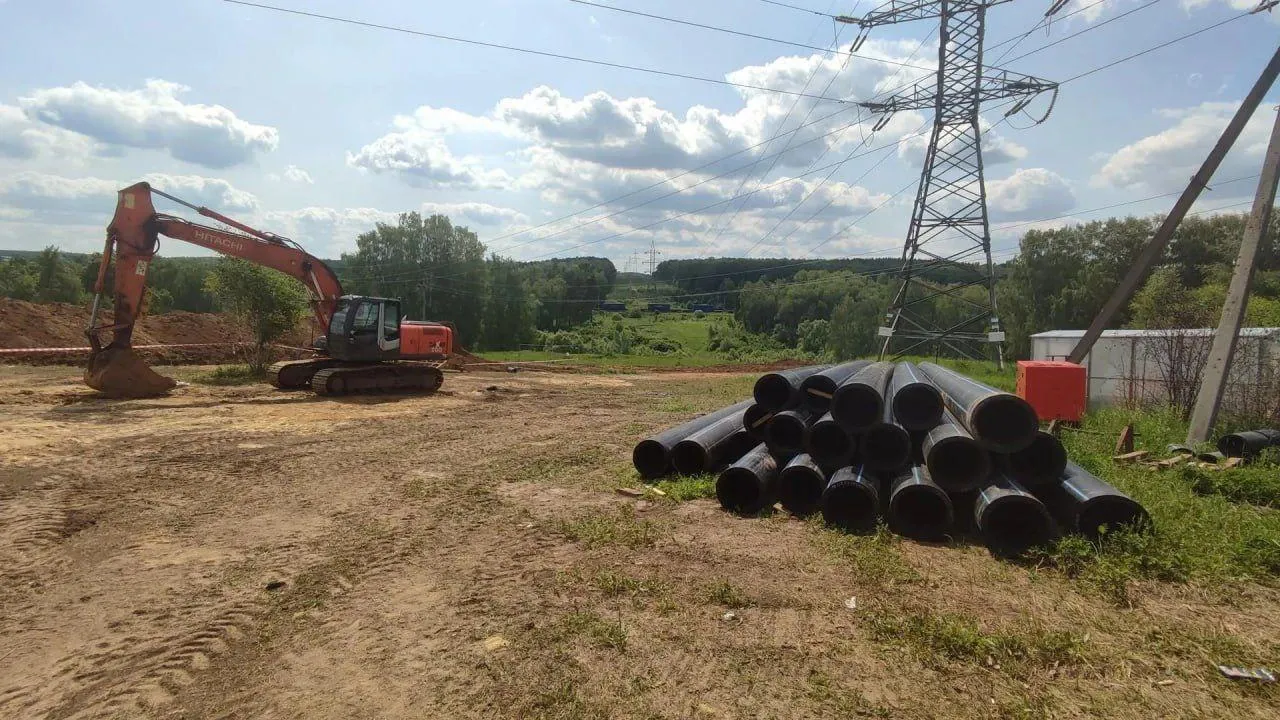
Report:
85,182,344,397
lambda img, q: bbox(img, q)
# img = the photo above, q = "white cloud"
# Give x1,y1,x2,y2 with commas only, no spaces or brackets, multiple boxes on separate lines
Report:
1180,0,1268,11
271,164,314,184
346,132,512,189
987,168,1075,220
419,202,528,227
897,117,1028,167
17,79,278,168
0,104,95,160
1092,101,1274,193
0,172,257,220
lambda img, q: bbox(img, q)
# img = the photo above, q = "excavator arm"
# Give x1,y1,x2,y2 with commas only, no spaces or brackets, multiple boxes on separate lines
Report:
85,182,344,396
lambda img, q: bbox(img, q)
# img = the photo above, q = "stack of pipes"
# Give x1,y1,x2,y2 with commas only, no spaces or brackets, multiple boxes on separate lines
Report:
633,361,1150,557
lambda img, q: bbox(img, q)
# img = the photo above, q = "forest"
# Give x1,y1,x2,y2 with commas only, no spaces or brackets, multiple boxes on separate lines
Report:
2,210,1277,356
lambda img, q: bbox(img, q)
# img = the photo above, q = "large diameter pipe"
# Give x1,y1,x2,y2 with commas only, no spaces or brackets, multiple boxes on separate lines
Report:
1037,462,1150,541
765,409,813,456
860,400,912,473
716,443,779,515
778,453,827,517
800,360,871,413
804,411,856,466
633,399,754,479
919,362,1039,453
820,465,880,533
888,466,954,541
1000,430,1067,488
671,409,758,475
1218,428,1280,459
830,361,895,432
743,403,776,441
754,364,833,411
889,361,944,431
922,410,991,493
974,474,1056,557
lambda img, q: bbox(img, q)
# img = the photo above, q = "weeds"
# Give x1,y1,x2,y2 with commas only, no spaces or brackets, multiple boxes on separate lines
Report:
592,570,667,597
654,473,717,502
556,507,660,549
807,521,919,586
869,611,1086,676
558,610,628,651
190,364,265,386
705,580,753,608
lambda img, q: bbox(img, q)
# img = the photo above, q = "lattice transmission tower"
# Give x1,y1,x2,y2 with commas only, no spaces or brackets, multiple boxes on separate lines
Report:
839,1,1064,365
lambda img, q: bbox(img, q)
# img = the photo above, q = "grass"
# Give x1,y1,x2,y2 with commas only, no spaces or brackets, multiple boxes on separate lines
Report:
868,611,1087,677
705,580,753,608
556,507,660,549
807,521,919,586
591,570,667,597
1035,405,1280,598
189,364,267,386
653,473,717,502
558,610,628,651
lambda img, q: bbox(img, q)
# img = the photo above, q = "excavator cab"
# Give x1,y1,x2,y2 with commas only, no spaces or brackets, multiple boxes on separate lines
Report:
326,296,402,363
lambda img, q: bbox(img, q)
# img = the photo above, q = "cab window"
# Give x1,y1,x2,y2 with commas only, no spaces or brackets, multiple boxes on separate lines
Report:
329,299,350,335
382,302,400,339
352,301,379,333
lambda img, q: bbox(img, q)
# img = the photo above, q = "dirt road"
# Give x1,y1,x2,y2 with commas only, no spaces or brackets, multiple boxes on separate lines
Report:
1,365,1276,719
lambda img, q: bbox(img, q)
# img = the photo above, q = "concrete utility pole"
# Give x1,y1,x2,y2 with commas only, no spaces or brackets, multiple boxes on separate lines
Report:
1186,107,1280,445
1067,46,1280,365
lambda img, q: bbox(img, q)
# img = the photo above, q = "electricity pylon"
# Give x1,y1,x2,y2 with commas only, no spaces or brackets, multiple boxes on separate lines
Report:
839,1,1063,364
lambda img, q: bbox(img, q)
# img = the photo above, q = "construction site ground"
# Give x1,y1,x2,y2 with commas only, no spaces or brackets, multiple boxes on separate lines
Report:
1,364,1276,719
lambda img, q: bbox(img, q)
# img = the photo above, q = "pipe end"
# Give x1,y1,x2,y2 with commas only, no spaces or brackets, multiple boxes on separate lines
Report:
979,495,1054,557
717,467,767,515
970,394,1040,453
632,439,669,480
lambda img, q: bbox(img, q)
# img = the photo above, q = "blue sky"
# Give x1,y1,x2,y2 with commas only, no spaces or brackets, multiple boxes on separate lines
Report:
0,0,1276,268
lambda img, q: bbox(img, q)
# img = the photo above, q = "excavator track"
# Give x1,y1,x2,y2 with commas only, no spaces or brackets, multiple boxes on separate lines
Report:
267,358,342,389
310,363,444,396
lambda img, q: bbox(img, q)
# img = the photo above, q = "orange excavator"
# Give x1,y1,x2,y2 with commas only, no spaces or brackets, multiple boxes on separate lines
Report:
85,182,454,398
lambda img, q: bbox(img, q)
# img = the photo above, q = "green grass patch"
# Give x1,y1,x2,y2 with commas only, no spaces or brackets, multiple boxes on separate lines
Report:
705,580,753,608
556,507,660,549
1037,405,1280,593
558,610,628,651
654,473,717,502
189,364,267,386
869,611,1086,676
591,569,667,597
807,522,919,586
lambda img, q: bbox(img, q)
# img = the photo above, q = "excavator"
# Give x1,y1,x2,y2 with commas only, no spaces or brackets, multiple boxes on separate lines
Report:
84,182,454,398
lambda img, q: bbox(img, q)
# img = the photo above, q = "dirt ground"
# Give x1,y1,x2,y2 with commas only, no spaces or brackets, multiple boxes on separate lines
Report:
1,365,1276,719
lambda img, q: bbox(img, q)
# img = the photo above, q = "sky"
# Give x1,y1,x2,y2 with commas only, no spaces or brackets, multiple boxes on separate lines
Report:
0,0,1277,271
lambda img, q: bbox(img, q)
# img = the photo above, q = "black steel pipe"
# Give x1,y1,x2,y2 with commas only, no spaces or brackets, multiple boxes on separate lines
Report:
765,409,813,456
922,410,990,493
1037,462,1150,541
888,466,954,541
889,361,944,431
820,465,880,533
778,453,827,517
974,474,1056,557
800,360,871,413
743,403,776,441
1000,430,1067,488
632,399,754,479
753,364,832,411
671,408,758,475
860,400,912,473
830,361,895,432
716,443,779,515
919,362,1039,453
1218,428,1280,459
804,411,856,466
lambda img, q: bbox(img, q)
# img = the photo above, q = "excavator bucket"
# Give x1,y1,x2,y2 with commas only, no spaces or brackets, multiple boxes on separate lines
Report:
85,347,177,398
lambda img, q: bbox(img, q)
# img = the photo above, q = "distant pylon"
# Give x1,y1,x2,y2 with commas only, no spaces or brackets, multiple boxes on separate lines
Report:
840,1,1063,365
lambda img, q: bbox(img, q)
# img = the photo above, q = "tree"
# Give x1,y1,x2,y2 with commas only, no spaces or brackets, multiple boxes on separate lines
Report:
0,257,39,300
204,258,308,371
480,256,537,350
29,246,84,304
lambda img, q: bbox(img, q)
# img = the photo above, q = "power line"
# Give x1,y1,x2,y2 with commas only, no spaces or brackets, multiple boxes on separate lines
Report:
222,0,855,102
568,0,932,71
757,0,837,18
1061,9,1257,85
999,0,1168,68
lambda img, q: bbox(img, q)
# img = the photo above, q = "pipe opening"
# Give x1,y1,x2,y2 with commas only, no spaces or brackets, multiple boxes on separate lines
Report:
779,467,824,516
892,384,944,431
1219,434,1248,457
743,405,775,439
802,377,838,412
981,497,1053,557
970,395,1039,452
927,436,990,492
821,484,878,533
755,374,795,410
717,468,764,514
890,486,953,540
808,423,852,463
670,441,709,476
862,424,912,472
632,440,669,479
767,415,808,453
1006,433,1067,487
1077,497,1149,540
831,386,882,431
